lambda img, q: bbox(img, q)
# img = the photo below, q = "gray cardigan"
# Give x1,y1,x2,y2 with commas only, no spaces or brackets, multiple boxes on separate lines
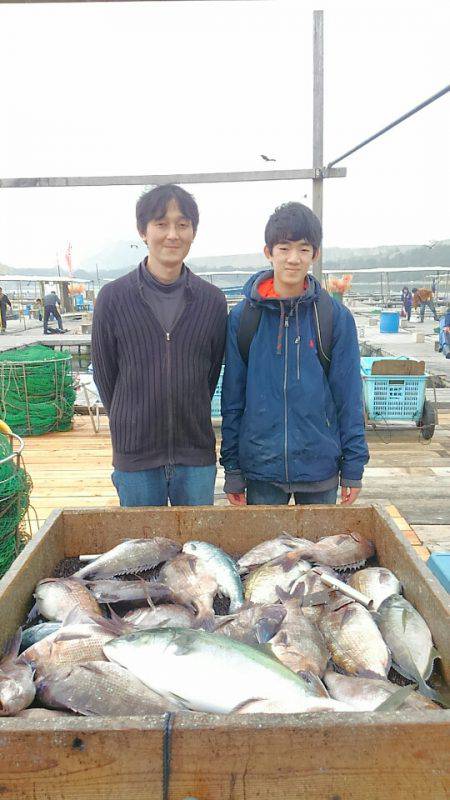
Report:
92,264,227,471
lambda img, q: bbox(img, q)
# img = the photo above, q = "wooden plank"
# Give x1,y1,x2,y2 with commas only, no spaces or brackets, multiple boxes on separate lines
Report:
371,359,425,375
0,714,448,800
0,167,346,190
0,510,64,639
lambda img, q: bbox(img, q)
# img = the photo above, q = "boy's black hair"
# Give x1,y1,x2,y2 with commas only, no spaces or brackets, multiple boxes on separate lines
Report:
264,201,322,255
136,184,199,236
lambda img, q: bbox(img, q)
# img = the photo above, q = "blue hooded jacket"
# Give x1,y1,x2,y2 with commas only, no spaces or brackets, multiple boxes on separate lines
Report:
220,270,369,486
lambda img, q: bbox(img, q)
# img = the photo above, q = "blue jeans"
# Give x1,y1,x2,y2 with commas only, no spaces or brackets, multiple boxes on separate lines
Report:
246,480,338,506
112,464,217,507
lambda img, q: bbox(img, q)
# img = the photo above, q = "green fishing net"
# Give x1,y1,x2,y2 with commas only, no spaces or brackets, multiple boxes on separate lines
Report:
0,434,32,578
0,344,76,436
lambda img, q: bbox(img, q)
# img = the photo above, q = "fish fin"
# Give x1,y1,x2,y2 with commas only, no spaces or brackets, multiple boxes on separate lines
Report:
231,697,265,713
1,628,22,661
302,590,331,608
164,691,195,711
169,631,197,656
356,669,387,680
26,602,39,624
299,672,329,697
214,613,239,629
375,684,417,713
60,606,99,627
255,612,286,644
275,585,293,603
278,551,305,572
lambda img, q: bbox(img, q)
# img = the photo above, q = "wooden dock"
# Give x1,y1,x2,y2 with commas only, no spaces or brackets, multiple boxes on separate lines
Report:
21,401,450,558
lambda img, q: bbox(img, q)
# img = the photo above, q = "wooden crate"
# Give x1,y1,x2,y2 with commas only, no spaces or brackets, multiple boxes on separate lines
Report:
0,504,449,800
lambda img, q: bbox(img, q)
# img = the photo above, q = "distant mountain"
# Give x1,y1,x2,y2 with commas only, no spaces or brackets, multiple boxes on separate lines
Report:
1,240,449,284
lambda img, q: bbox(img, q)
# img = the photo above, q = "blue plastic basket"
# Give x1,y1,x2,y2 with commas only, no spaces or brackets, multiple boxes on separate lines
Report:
211,366,224,418
361,357,427,421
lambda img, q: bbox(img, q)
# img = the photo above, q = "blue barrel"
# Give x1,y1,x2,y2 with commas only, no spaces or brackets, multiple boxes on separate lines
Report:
379,311,399,333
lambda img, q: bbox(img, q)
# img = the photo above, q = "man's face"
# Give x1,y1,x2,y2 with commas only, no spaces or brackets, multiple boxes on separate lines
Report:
142,198,195,275
264,239,319,289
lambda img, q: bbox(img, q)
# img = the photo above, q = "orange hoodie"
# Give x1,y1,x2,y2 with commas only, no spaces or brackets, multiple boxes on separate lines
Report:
258,277,308,299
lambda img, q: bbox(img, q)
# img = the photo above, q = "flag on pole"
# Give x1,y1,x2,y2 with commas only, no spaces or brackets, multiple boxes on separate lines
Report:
65,242,73,275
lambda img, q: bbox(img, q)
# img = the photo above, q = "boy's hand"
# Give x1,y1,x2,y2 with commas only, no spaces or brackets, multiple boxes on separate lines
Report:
341,486,361,505
226,492,247,506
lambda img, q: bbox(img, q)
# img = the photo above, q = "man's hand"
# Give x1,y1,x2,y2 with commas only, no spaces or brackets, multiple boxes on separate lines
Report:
226,492,246,506
341,486,361,505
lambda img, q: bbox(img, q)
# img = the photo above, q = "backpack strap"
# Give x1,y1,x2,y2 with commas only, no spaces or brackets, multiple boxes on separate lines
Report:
237,289,334,373
313,288,333,377
237,301,262,366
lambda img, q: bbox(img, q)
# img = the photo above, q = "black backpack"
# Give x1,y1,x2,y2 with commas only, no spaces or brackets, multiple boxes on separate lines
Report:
237,288,333,376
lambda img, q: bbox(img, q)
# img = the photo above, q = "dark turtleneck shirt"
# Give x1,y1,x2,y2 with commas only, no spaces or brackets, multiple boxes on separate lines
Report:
139,260,188,333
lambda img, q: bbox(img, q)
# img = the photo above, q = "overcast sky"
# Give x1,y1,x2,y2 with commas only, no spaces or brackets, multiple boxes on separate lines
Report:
0,0,449,270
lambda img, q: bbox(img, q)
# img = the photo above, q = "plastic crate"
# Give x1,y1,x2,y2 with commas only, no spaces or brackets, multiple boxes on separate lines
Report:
361,357,427,421
211,365,224,418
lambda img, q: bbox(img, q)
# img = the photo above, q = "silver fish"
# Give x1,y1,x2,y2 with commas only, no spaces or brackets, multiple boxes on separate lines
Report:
235,696,353,713
0,631,35,716
269,598,329,677
214,603,286,646
74,537,181,579
84,578,154,605
308,533,375,571
123,603,196,629
324,670,441,712
244,552,312,604
36,661,181,716
33,577,102,622
103,627,348,714
21,609,126,679
377,594,438,682
319,601,390,677
182,541,243,612
236,533,312,574
20,622,62,652
158,554,218,628
347,568,402,611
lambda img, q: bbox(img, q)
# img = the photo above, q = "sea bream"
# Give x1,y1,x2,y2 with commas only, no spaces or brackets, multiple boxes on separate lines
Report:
103,627,352,714
377,594,438,683
319,600,390,677
0,631,35,716
307,533,375,571
182,540,243,612
21,610,127,679
74,537,181,579
236,533,313,575
158,554,218,628
32,577,102,622
347,568,402,611
244,552,312,604
323,670,441,712
268,596,329,677
36,661,182,716
83,578,156,605
123,603,196,630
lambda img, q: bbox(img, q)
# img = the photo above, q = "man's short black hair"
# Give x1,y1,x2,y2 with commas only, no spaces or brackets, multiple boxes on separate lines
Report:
136,184,199,236
264,201,322,255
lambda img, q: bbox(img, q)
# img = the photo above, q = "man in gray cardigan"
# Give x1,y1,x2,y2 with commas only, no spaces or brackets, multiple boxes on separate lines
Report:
92,184,227,506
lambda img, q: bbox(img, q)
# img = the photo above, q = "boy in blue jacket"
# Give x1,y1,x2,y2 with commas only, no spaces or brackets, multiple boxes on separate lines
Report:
220,202,369,506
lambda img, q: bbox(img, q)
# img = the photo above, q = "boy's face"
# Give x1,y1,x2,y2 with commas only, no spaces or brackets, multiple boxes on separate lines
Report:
264,239,320,289
142,198,195,274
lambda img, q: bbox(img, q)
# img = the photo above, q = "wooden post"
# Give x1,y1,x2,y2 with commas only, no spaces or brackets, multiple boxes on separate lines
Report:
312,10,324,284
